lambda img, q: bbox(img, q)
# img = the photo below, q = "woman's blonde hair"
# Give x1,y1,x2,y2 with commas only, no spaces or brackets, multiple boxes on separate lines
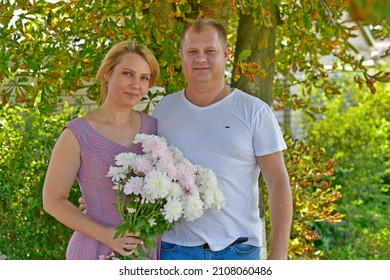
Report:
95,40,160,104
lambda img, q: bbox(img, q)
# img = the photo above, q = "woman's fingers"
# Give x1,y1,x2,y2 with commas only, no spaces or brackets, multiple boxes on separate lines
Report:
125,231,140,237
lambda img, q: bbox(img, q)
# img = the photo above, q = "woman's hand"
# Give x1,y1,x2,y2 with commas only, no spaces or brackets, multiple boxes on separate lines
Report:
78,198,141,257
105,228,143,257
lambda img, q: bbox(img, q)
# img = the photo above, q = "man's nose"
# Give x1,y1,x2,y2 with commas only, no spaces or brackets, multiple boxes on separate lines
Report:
194,52,207,62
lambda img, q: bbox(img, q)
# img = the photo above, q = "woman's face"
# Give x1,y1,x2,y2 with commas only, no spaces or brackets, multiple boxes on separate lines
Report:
106,52,151,108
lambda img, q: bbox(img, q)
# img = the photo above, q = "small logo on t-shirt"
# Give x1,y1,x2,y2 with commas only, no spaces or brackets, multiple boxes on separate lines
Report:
225,126,230,128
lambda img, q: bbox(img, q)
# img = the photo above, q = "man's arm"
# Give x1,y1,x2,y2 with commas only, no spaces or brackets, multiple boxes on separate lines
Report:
257,151,293,260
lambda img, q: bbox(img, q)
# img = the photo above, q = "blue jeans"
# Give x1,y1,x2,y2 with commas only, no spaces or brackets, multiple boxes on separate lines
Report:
159,240,260,260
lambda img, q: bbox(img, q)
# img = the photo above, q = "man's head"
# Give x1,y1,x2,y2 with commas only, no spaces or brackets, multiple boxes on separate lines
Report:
180,18,228,50
179,18,229,86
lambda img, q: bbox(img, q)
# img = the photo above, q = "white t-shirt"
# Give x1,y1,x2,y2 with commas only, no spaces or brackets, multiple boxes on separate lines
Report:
152,88,287,251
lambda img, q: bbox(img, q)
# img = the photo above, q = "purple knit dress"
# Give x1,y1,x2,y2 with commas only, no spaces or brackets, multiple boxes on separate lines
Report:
64,112,158,260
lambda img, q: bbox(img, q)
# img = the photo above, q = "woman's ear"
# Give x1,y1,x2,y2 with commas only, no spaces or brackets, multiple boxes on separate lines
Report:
103,72,109,82
103,67,112,82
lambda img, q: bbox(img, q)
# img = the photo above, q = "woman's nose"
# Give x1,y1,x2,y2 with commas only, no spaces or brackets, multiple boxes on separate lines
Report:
130,77,141,88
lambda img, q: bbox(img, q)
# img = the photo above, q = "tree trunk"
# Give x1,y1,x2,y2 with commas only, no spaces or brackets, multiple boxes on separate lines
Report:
231,8,277,104
186,0,231,26
148,0,177,39
231,2,278,260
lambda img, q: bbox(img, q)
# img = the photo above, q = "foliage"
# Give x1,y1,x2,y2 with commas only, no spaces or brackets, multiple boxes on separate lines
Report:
0,103,82,259
349,0,390,30
274,0,390,114
1,0,389,114
0,0,185,113
262,135,343,259
301,72,390,259
0,0,389,260
285,136,344,259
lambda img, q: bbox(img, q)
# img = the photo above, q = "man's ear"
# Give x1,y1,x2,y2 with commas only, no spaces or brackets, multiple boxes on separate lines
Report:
224,47,230,61
179,49,183,60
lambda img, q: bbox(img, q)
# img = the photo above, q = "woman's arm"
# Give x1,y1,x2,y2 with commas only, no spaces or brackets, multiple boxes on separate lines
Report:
42,128,140,257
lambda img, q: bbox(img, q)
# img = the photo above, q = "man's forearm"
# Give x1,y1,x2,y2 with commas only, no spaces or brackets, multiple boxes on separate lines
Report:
268,179,293,259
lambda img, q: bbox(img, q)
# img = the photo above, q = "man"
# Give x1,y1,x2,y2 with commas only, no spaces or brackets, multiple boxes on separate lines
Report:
152,18,293,260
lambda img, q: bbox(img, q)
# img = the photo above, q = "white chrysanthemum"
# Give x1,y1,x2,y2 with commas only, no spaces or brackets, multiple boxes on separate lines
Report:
195,165,205,185
106,166,127,182
115,152,137,169
200,187,216,210
127,207,136,214
169,182,183,199
169,146,184,160
123,176,144,195
161,197,183,223
148,218,157,227
196,166,218,188
143,170,172,201
183,195,204,221
213,189,226,210
195,165,225,210
132,133,151,144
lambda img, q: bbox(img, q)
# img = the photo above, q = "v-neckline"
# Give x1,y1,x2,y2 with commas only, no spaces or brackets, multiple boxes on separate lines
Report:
80,113,144,149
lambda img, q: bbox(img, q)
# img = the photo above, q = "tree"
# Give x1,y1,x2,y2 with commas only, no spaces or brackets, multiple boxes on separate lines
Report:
1,0,389,112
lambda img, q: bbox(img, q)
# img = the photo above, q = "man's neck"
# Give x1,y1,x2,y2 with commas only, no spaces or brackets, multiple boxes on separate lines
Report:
184,83,230,107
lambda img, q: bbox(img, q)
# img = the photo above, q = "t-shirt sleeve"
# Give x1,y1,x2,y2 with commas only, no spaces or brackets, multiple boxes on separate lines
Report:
253,105,287,156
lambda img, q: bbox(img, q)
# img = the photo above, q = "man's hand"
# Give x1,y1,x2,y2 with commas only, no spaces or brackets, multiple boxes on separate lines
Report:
78,196,86,211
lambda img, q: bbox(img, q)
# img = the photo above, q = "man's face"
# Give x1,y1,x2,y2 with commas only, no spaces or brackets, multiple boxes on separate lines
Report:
180,26,229,85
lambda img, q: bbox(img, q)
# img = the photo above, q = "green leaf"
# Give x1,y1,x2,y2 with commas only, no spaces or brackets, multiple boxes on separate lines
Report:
238,49,252,61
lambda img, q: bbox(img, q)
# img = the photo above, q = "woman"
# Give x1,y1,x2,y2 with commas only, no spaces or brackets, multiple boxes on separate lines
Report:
42,40,160,259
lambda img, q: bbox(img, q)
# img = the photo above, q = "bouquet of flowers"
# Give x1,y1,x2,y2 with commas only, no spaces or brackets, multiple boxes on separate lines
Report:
106,133,225,259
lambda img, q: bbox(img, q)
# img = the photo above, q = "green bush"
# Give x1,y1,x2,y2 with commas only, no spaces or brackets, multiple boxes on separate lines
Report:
261,135,343,260
302,74,390,259
0,104,82,259
1,103,344,260
284,136,343,259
